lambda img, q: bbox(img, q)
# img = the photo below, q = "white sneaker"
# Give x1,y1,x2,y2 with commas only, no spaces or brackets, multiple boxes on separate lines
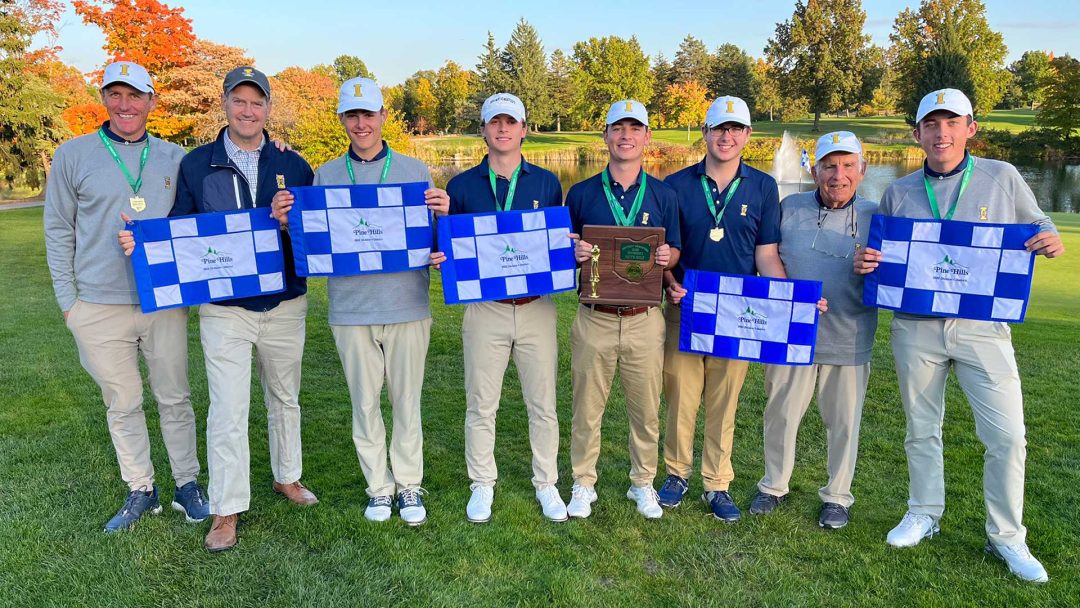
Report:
566,484,597,519
535,486,568,522
986,542,1049,583
466,483,494,523
626,485,663,519
886,511,940,547
364,495,392,522
397,487,427,527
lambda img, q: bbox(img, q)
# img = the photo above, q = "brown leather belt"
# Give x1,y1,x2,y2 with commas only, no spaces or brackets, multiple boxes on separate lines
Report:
496,295,541,306
588,304,651,317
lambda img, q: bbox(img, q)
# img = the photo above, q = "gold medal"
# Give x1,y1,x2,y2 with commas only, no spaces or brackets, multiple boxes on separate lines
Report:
709,227,724,241
130,196,146,212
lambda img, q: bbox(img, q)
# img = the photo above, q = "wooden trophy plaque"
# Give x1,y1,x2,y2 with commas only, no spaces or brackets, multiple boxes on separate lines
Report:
580,225,666,307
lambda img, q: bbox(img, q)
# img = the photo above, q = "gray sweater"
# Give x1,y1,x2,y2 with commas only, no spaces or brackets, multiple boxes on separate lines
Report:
880,155,1056,321
779,192,879,365
313,151,434,325
44,131,185,311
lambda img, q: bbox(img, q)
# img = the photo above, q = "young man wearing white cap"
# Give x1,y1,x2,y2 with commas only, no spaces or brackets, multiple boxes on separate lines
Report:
44,61,208,533
272,77,449,527
659,96,784,522
564,100,680,520
430,93,567,523
750,131,877,530
168,66,316,552
856,88,1063,582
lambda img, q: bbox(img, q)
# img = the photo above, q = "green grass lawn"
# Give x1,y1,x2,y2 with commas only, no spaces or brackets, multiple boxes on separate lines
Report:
1,208,1077,607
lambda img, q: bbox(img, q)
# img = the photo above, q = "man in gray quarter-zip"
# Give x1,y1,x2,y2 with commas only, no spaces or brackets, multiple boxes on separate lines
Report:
750,131,878,531
271,77,449,527
45,61,208,534
856,88,1064,583
171,66,316,553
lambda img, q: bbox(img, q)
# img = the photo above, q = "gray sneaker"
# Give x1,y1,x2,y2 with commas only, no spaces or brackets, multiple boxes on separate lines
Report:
104,486,162,533
818,502,849,529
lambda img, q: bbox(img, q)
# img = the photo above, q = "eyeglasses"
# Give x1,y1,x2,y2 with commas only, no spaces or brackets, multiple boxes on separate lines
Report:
811,205,859,259
709,125,747,136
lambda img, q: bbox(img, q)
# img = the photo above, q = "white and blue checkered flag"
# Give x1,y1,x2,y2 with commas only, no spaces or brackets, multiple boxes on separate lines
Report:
679,269,822,365
864,214,1038,322
130,208,286,313
286,182,432,277
439,206,577,305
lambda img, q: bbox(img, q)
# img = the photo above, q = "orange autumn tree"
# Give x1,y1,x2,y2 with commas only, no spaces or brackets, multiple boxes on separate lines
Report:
74,0,197,141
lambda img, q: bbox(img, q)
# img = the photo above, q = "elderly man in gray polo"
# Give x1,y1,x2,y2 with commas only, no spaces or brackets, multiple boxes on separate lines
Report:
748,131,877,530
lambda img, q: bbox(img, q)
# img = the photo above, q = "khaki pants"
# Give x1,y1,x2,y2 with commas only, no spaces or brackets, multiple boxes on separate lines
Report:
570,304,664,488
759,362,870,507
891,316,1028,546
200,296,307,516
66,301,198,491
332,318,430,497
662,305,749,492
462,298,560,489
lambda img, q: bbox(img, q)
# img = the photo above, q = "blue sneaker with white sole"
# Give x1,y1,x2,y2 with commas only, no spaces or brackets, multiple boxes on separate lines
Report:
703,490,741,522
172,481,210,523
104,486,162,533
657,474,689,508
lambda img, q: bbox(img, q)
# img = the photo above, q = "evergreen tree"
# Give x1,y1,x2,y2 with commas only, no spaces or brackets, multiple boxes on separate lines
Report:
548,49,578,132
708,44,755,109
501,19,551,129
648,53,674,122
672,35,713,85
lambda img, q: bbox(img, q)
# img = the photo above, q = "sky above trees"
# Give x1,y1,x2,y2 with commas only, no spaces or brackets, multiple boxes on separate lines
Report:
45,0,1080,86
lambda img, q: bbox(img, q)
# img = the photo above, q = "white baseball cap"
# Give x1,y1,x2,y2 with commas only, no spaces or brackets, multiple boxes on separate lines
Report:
815,131,862,160
916,88,973,123
338,77,383,114
606,99,649,127
101,61,154,94
481,93,526,124
705,96,751,128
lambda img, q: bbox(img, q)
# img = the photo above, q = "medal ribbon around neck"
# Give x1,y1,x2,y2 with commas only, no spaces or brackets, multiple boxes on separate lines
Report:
923,157,973,220
700,174,741,230
488,160,522,212
98,128,149,195
346,146,393,185
601,168,647,227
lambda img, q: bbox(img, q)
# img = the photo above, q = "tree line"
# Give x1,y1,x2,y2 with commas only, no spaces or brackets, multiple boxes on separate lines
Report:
3,0,1079,191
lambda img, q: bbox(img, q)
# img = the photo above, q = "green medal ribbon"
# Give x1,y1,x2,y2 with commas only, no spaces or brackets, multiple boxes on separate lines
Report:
98,128,149,195
488,160,522,212
923,157,974,221
600,168,647,227
699,174,741,228
346,146,393,185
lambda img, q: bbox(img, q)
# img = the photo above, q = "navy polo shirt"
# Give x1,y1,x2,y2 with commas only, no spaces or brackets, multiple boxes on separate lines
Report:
447,155,562,214
664,159,779,280
566,168,681,250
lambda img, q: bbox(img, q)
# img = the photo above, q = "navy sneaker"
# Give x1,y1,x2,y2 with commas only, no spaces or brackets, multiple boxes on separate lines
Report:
703,490,741,522
818,502,850,529
104,486,162,533
172,481,210,523
657,474,689,508
750,491,784,515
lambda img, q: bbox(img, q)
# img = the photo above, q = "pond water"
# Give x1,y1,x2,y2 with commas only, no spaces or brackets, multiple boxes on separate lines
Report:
432,158,1080,213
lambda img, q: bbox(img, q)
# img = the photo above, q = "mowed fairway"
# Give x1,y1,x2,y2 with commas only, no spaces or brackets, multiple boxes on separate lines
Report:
1,208,1077,607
